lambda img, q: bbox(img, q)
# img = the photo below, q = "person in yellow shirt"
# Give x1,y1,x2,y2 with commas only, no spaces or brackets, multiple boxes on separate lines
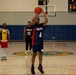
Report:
0,23,11,61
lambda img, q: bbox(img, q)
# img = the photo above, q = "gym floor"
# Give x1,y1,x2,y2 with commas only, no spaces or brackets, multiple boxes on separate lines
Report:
0,42,76,75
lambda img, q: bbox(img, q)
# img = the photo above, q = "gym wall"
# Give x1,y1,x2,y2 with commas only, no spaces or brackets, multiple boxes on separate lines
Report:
0,0,76,41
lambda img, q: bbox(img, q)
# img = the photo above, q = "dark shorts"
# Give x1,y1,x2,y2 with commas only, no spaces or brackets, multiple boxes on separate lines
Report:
32,45,43,53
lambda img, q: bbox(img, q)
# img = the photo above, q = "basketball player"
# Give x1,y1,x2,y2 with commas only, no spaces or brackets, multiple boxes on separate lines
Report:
31,11,48,74
0,23,11,61
24,21,32,54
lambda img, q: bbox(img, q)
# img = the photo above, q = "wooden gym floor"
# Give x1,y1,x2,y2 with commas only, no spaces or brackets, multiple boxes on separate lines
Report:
0,42,76,75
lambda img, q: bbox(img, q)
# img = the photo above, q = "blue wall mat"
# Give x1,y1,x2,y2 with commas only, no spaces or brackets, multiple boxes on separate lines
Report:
68,26,74,40
43,25,51,40
72,26,76,40
0,25,76,41
59,26,64,40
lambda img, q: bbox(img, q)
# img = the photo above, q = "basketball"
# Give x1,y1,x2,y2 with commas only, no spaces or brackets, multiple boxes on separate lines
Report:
34,7,43,14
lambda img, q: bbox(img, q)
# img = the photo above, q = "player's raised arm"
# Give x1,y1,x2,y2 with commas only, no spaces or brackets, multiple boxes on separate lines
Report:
43,11,48,26
32,13,38,25
32,7,44,25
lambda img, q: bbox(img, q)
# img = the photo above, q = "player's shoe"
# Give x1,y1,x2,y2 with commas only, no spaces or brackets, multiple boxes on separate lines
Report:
4,56,7,60
1,57,4,61
38,65,44,73
28,50,32,54
31,66,35,74
25,51,28,55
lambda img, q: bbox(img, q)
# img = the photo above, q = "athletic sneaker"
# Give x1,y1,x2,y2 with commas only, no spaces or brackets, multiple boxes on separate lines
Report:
1,57,4,61
25,51,28,55
31,66,35,74
38,65,44,73
4,56,7,60
28,50,32,54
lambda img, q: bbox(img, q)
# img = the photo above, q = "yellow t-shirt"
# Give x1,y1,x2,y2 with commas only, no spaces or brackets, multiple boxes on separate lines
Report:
1,29,10,41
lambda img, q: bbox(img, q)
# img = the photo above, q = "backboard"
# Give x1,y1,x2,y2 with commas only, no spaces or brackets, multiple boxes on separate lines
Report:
38,5,56,17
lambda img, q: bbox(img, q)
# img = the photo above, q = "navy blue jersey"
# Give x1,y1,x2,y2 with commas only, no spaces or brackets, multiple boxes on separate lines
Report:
32,23,43,45
25,26,32,38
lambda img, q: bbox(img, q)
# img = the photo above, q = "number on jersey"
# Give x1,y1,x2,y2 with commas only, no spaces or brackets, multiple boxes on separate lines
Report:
39,32,42,38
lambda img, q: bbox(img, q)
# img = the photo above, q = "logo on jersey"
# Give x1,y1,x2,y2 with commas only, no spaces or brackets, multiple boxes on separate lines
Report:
26,29,32,31
36,27,43,31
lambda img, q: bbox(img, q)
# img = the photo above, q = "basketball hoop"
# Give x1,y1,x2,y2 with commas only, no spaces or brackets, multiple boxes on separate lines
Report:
38,5,56,17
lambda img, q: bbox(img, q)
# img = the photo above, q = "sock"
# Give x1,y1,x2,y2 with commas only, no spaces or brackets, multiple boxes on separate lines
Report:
32,64,34,67
39,64,42,66
3,48,6,57
0,48,4,58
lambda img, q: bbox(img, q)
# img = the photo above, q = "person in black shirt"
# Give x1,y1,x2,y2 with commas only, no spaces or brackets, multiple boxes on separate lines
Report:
31,11,48,74
24,21,32,54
